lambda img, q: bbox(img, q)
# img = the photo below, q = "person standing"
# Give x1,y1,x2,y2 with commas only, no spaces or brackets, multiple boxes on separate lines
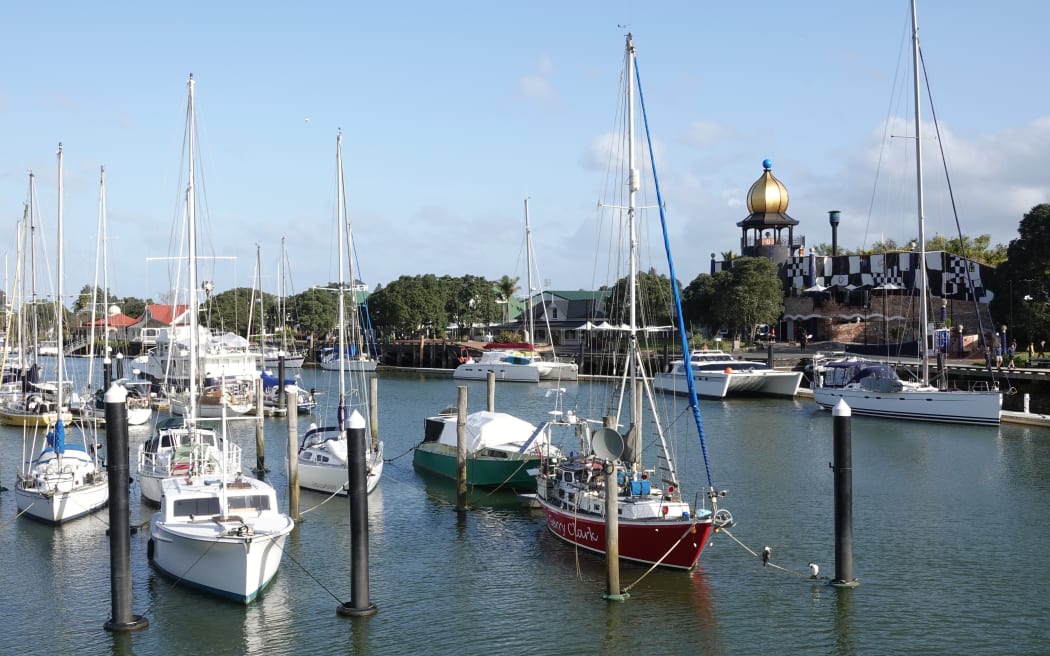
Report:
1040,340,1047,358
799,330,808,351
1008,340,1017,369
994,342,1003,370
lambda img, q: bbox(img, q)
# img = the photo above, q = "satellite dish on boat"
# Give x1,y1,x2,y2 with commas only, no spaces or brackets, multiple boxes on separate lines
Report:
591,427,625,462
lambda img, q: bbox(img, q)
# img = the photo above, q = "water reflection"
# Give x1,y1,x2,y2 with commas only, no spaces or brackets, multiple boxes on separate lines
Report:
833,587,856,656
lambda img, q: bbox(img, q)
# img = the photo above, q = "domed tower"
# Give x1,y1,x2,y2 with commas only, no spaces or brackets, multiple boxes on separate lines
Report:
736,160,803,265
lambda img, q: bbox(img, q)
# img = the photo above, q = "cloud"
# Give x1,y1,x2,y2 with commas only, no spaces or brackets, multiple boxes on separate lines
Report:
518,53,558,108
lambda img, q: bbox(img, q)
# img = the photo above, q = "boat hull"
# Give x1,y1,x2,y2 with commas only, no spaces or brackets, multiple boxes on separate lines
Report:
537,361,579,382
412,442,539,489
813,386,1002,426
653,370,802,398
149,517,293,604
14,478,109,524
319,358,377,372
263,354,305,369
536,496,713,570
298,441,384,495
0,409,73,428
452,363,540,383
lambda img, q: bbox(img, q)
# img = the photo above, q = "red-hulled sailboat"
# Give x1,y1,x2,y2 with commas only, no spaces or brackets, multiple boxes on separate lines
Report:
535,33,733,570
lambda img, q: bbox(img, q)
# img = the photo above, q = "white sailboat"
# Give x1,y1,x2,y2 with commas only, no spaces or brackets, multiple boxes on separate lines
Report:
14,143,108,524
0,172,73,429
148,75,293,603
254,238,306,369
74,167,153,427
451,200,578,383
812,0,1002,426
535,34,731,570
298,131,384,496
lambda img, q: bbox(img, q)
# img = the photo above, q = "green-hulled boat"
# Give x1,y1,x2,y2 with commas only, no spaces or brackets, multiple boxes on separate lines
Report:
413,410,556,489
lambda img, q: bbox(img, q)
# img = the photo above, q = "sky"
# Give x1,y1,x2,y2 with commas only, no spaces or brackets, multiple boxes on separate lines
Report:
2,1,1048,308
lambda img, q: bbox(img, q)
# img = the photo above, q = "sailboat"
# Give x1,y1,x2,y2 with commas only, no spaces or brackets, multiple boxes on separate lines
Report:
148,76,293,603
297,130,384,496
453,200,579,384
317,212,378,374
14,143,109,524
0,172,73,429
255,238,306,369
522,200,579,382
73,167,153,427
811,0,1002,426
534,34,732,570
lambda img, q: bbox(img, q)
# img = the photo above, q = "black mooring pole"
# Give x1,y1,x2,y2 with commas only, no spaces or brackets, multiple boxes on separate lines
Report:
337,409,377,617
830,399,859,588
277,355,287,413
104,383,149,632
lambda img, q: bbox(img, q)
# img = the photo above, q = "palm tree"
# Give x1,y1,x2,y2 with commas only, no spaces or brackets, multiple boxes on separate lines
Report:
496,275,520,323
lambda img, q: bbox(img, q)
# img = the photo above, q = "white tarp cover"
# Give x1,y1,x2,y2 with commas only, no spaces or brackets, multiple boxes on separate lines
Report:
438,411,542,452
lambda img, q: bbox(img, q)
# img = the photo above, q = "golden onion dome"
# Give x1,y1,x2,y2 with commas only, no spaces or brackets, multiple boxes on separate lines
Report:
746,159,789,214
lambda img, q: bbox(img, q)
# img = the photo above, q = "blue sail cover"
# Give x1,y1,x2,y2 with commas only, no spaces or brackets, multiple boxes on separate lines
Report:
260,371,297,389
53,419,66,454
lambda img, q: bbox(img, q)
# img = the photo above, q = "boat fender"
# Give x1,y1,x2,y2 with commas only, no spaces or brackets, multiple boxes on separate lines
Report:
147,538,154,561
724,367,733,374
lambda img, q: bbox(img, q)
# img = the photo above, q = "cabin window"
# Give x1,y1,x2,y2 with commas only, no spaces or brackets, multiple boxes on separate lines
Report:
228,494,272,513
173,497,221,517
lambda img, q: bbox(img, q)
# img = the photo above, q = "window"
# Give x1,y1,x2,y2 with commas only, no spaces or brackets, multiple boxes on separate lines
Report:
173,497,221,517
228,494,272,513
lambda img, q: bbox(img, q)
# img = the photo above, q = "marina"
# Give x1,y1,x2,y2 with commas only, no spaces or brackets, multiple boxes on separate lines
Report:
2,5,1050,654
1,364,1049,654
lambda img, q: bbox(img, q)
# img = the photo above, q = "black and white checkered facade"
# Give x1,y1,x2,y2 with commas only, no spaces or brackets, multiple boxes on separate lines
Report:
777,251,992,302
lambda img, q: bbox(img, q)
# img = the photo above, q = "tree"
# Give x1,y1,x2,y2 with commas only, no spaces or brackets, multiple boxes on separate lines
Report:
288,286,338,339
444,275,499,337
989,204,1050,347
682,256,784,341
496,274,520,322
117,296,149,320
604,270,677,328
73,284,113,314
201,287,267,336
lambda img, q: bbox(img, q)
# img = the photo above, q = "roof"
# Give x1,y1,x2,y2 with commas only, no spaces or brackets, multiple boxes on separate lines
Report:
144,304,189,325
88,313,138,328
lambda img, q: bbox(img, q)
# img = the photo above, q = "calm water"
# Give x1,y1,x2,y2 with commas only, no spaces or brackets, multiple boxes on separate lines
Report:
2,360,1049,655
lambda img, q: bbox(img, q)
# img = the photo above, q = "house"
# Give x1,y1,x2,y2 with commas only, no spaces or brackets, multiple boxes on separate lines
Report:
127,304,190,355
508,290,611,347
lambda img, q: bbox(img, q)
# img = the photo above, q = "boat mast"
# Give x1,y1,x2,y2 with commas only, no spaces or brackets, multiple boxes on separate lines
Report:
279,237,288,356
336,131,347,430
28,173,38,372
255,244,264,358
56,143,64,422
911,0,930,385
186,74,199,425
524,198,535,347
625,33,642,463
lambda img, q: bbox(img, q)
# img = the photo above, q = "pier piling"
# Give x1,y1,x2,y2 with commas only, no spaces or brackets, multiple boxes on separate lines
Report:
104,383,148,632
337,410,378,617
456,386,468,512
287,390,300,521
831,399,859,588
254,377,266,475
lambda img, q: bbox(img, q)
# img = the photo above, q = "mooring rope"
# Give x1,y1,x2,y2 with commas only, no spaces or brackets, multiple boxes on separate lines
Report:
384,443,418,463
299,485,345,515
720,527,824,579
